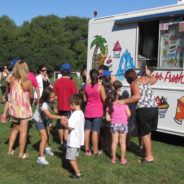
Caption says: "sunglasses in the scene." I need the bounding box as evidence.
[41,69,47,72]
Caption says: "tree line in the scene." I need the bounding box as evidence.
[0,15,89,73]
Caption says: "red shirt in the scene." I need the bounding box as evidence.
[53,78,77,111]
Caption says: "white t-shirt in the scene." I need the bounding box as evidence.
[33,102,53,122]
[67,110,85,148]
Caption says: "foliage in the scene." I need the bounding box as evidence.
[0,15,89,72]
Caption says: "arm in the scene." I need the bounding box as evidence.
[99,85,106,102]
[83,92,87,102]
[35,87,40,103]
[29,81,34,99]
[53,107,58,114]
[123,83,140,104]
[6,73,13,84]
[126,105,131,118]
[105,111,111,122]
[61,119,73,131]
[145,65,157,85]
[43,109,63,120]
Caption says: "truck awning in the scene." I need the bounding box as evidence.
[115,9,184,25]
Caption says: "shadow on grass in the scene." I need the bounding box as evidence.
[50,126,60,145]
[54,151,73,173]
[152,131,184,146]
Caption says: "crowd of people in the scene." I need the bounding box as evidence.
[0,60,158,179]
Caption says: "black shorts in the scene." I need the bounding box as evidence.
[136,107,158,137]
[56,110,71,129]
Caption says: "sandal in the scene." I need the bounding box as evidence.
[111,158,116,163]
[7,150,15,155]
[120,158,127,165]
[20,153,30,159]
[138,158,154,163]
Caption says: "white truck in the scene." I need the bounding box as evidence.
[87,1,184,136]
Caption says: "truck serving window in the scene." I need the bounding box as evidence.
[138,21,159,68]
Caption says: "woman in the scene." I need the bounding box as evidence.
[0,65,9,104]
[7,60,33,158]
[36,65,52,98]
[83,69,106,156]
[123,66,158,163]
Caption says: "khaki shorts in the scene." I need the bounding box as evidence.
[66,147,80,160]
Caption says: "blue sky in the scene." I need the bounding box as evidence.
[0,0,179,26]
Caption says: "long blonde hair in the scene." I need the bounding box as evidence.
[13,60,29,81]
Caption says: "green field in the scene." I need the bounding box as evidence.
[0,77,184,184]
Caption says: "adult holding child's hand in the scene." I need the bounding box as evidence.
[120,66,158,163]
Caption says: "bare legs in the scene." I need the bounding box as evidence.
[85,130,99,154]
[84,130,91,151]
[141,133,154,161]
[38,130,48,157]
[111,133,118,159]
[111,133,126,160]
[69,160,80,174]
[8,121,29,158]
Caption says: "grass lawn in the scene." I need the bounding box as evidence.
[0,77,184,184]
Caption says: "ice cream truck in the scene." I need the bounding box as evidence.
[87,1,184,136]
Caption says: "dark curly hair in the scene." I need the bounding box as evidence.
[105,90,117,116]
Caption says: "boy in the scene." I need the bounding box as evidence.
[62,94,84,179]
[53,63,77,149]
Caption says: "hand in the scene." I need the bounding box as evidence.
[54,108,58,114]
[115,100,125,105]
[145,65,151,77]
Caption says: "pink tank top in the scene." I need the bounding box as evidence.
[107,104,128,124]
[9,80,32,119]
[84,83,103,118]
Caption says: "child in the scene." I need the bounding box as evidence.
[62,94,84,179]
[105,90,131,164]
[33,87,63,165]
[53,63,77,149]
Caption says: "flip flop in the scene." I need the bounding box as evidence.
[138,158,154,163]
[20,153,30,159]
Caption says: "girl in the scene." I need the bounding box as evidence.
[106,90,131,164]
[33,87,63,165]
[83,69,106,156]
[7,61,33,159]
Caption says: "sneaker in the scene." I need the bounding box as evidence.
[1,116,7,123]
[69,173,82,179]
[45,147,54,156]
[120,158,127,165]
[85,149,92,156]
[36,156,49,165]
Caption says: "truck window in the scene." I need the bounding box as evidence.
[159,19,184,69]
[138,21,159,68]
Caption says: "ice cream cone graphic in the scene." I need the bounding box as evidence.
[175,96,184,124]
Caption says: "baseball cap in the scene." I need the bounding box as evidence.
[11,59,20,67]
[102,70,111,77]
[61,63,71,72]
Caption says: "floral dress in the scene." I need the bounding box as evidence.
[9,80,32,119]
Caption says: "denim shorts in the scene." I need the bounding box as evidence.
[34,120,51,130]
[85,117,102,132]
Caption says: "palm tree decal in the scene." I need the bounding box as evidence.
[90,35,108,69]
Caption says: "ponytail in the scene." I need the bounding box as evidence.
[90,69,99,87]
